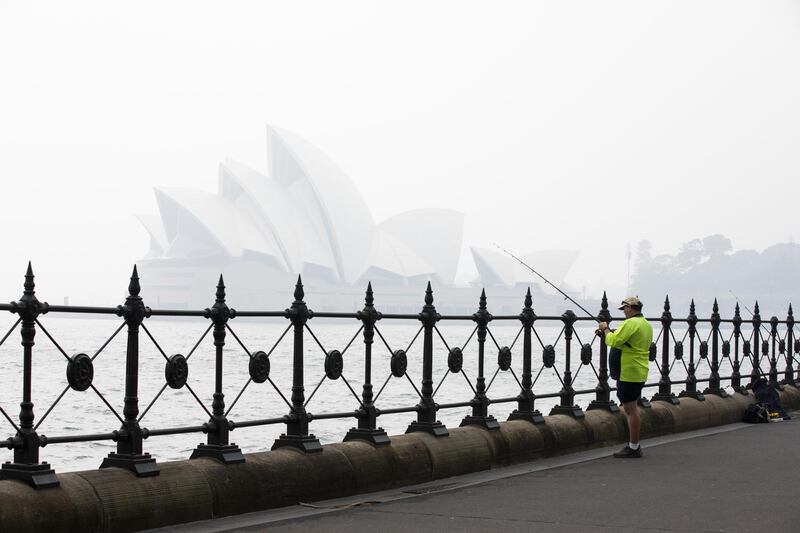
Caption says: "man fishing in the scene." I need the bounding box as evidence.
[597,297,652,458]
[493,244,654,458]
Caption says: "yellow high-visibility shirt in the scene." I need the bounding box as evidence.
[605,315,652,382]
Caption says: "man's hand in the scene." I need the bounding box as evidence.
[597,322,610,335]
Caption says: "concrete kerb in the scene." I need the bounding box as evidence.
[1,385,798,532]
[75,460,214,532]
[0,471,102,532]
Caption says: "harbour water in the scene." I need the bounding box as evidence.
[0,315,760,473]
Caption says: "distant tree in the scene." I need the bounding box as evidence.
[675,238,703,273]
[702,234,732,259]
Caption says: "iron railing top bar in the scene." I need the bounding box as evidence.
[645,316,790,323]
[147,309,208,317]
[379,313,423,320]
[307,312,360,319]
[3,302,791,323]
[230,310,288,318]
[488,315,525,321]
[35,305,120,315]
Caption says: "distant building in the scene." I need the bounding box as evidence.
[137,126,579,313]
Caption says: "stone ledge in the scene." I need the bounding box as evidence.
[1,386,797,532]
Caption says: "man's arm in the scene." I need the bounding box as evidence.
[603,320,635,349]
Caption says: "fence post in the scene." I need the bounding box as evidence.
[703,298,728,397]
[0,263,58,488]
[461,289,500,429]
[550,310,584,418]
[731,303,747,394]
[191,275,244,463]
[345,282,390,444]
[273,276,321,452]
[749,302,762,387]
[509,288,545,422]
[406,282,448,436]
[651,296,679,404]
[101,266,159,476]
[769,315,781,388]
[680,300,705,401]
[785,305,795,386]
[588,291,618,412]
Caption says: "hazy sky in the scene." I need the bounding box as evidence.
[1,1,798,305]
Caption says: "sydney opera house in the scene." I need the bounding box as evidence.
[137,126,578,313]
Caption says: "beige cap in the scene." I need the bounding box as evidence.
[618,296,643,310]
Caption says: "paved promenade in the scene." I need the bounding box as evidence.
[154,416,800,533]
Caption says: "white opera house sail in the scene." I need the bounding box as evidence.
[137,126,578,313]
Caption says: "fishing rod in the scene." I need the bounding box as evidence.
[492,242,599,322]
[728,289,773,337]
[728,290,773,378]
[728,290,758,318]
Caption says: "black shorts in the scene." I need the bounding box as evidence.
[616,380,645,403]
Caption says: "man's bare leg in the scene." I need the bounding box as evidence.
[622,400,640,445]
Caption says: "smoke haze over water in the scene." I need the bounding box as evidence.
[1,1,798,307]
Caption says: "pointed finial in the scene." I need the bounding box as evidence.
[294,274,304,303]
[128,265,141,297]
[524,287,532,309]
[216,274,226,303]
[365,281,374,307]
[689,299,696,314]
[713,298,719,314]
[754,301,760,315]
[664,295,671,312]
[479,288,487,310]
[23,261,35,295]
[734,302,741,315]
[789,303,794,318]
[424,281,433,306]
[601,291,608,310]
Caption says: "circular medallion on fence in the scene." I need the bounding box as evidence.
[699,341,708,359]
[165,354,188,389]
[743,340,751,356]
[779,339,786,354]
[249,350,270,383]
[674,341,684,360]
[66,353,93,392]
[325,349,344,380]
[448,347,463,373]
[648,342,657,362]
[391,349,407,377]
[580,343,592,365]
[761,340,769,356]
[722,340,731,358]
[498,346,512,371]
[542,345,555,368]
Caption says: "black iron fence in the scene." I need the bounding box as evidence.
[0,264,797,488]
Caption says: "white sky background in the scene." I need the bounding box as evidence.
[0,1,798,305]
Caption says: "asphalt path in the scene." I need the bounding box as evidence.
[152,417,800,533]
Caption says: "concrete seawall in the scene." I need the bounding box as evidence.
[2,387,798,532]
